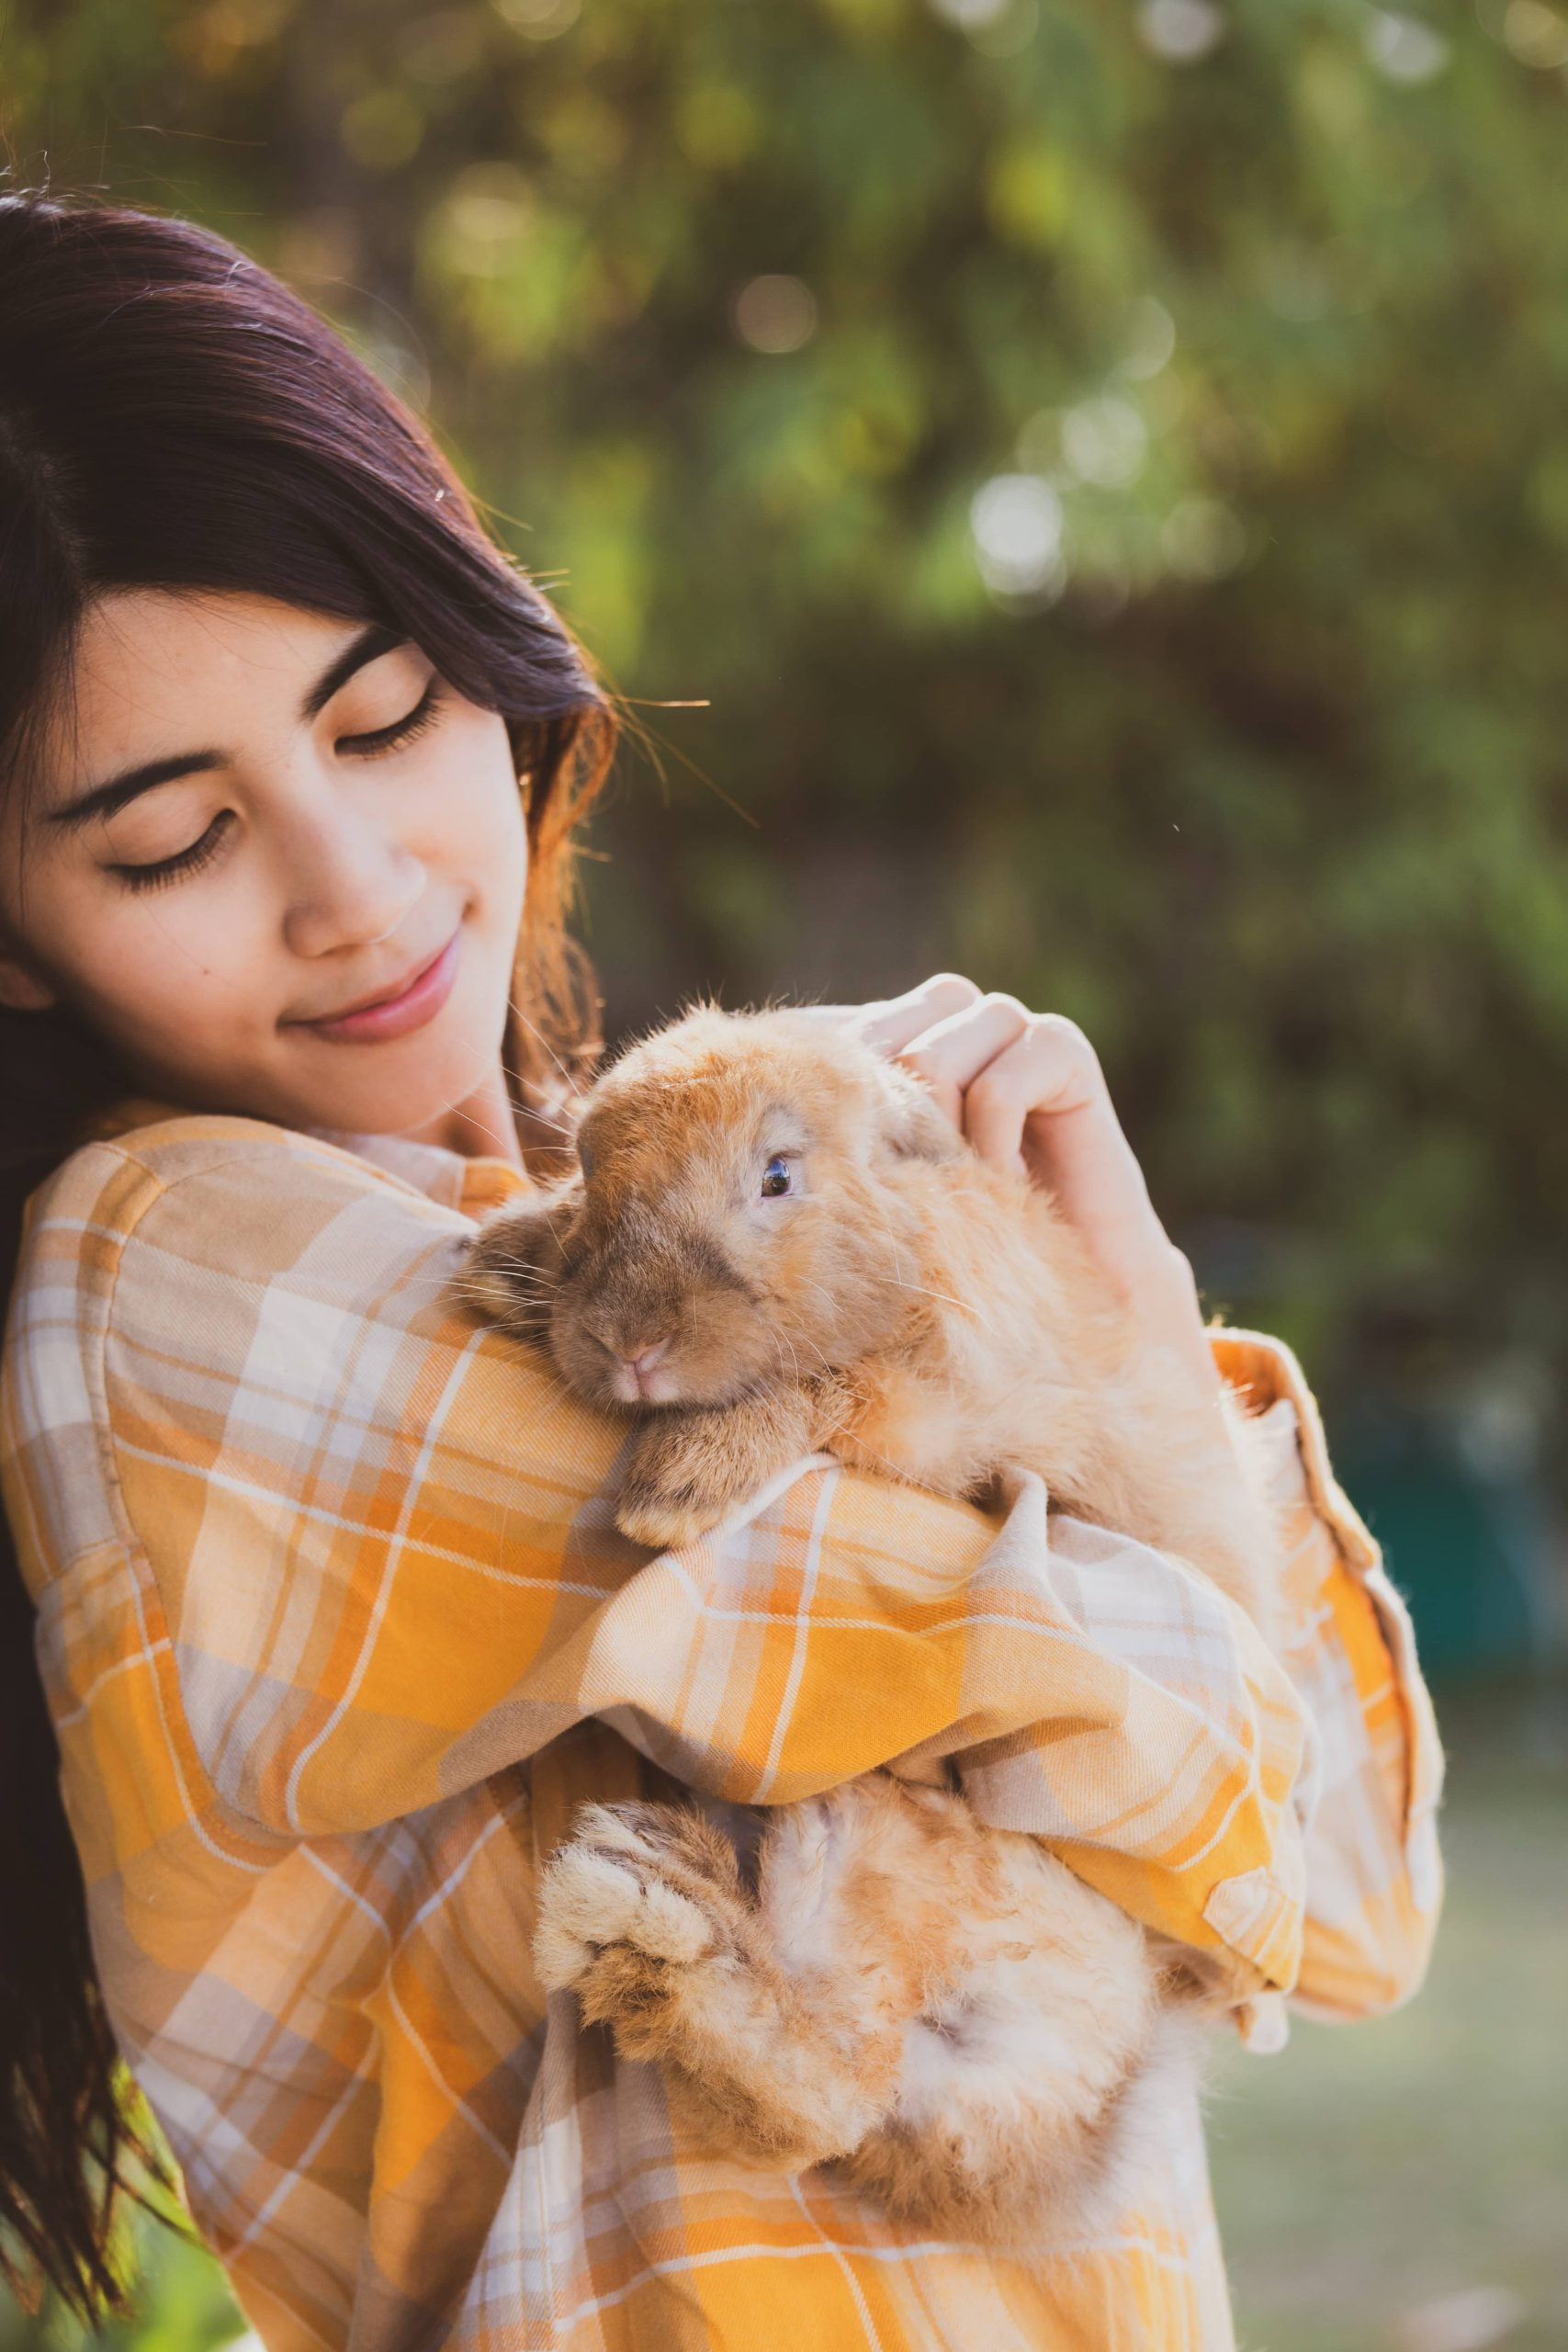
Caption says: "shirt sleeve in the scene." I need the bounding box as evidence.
[58,1125,1347,1996]
[1208,1330,1445,2025]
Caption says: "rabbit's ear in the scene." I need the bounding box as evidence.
[876,1069,964,1163]
[457,1180,581,1340]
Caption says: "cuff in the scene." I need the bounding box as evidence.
[1207,1325,1445,1893]
[1208,1324,1381,1577]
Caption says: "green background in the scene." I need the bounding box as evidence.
[4,0,1566,2343]
[7,0,1568,1417]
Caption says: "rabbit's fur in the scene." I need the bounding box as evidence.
[460,1006,1286,2246]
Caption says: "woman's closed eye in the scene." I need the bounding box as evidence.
[109,809,236,895]
[107,681,448,891]
[334,677,445,759]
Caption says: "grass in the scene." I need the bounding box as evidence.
[1210,1689,1568,2352]
[6,1690,1564,2352]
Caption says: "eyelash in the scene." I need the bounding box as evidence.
[110,683,446,896]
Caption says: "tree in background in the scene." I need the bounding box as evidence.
[5,0,1566,1454]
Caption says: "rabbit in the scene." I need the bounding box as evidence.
[457,1004,1288,2247]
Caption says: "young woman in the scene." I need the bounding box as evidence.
[0,190,1441,2352]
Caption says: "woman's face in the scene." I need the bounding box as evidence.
[0,589,529,1145]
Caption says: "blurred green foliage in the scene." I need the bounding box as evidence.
[6,0,1568,1419]
[0,2194,242,2352]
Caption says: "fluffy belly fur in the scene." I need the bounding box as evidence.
[535,1773,1201,2248]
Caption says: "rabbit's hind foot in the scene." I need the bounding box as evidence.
[535,1797,892,2168]
[535,1800,748,2045]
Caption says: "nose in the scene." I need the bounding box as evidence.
[617,1338,671,1376]
[279,788,426,963]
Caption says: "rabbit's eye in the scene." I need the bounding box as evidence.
[761,1155,794,1198]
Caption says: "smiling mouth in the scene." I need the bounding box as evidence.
[291,925,463,1044]
[307,936,448,1022]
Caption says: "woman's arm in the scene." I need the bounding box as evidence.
[1212,1329,1445,2020]
[841,975,1443,2017]
[12,1112,1316,2004]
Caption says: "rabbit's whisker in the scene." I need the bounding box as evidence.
[505,1001,580,1094]
[886,1276,989,1327]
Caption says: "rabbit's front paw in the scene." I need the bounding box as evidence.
[615,1397,809,1549]
[615,1481,729,1549]
[615,1417,741,1547]
[535,1801,750,2052]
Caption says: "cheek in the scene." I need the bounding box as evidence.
[762,1215,828,1304]
[645,1284,773,1404]
[416,709,527,897]
[100,942,279,1101]
[29,865,272,1064]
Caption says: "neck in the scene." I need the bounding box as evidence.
[402,1064,525,1168]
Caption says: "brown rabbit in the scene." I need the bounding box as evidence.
[458,1006,1286,2247]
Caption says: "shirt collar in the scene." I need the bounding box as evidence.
[88,1093,529,1216]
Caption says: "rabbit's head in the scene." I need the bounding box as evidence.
[486,1007,964,1410]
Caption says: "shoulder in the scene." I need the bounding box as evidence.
[4,1111,517,1593]
[29,1110,446,1224]
[19,1112,471,1296]
[7,1111,486,1481]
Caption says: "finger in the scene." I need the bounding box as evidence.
[852,972,983,1058]
[894,992,1032,1126]
[960,1015,1101,1175]
[964,1019,1178,1285]
[926,1011,1215,1381]
[1005,1026,1179,1294]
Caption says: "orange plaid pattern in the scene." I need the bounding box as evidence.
[0,1104,1442,2352]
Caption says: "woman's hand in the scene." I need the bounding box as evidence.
[845,974,1222,1397]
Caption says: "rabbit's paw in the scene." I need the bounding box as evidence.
[535,1801,750,2051]
[615,1397,809,1549]
[615,1419,739,1548]
[615,1481,728,1549]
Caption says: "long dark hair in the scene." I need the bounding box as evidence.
[0,187,615,2313]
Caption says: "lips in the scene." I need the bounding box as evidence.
[313,939,446,1023]
[292,925,464,1045]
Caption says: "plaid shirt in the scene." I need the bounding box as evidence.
[0,1103,1443,2352]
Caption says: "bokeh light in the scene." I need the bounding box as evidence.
[493,0,581,41]
[1365,10,1452,81]
[1061,396,1148,489]
[1136,0,1226,63]
[1500,0,1568,66]
[732,274,818,355]
[969,473,1064,597]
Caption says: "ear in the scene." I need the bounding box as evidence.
[457,1177,582,1342]
[0,947,58,1012]
[876,1066,964,1164]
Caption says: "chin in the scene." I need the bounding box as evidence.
[327,1039,499,1141]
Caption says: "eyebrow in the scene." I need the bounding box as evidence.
[44,621,409,837]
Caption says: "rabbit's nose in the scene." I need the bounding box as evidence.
[618,1337,671,1375]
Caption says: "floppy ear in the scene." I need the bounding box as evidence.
[876,1067,965,1164]
[456,1178,582,1342]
